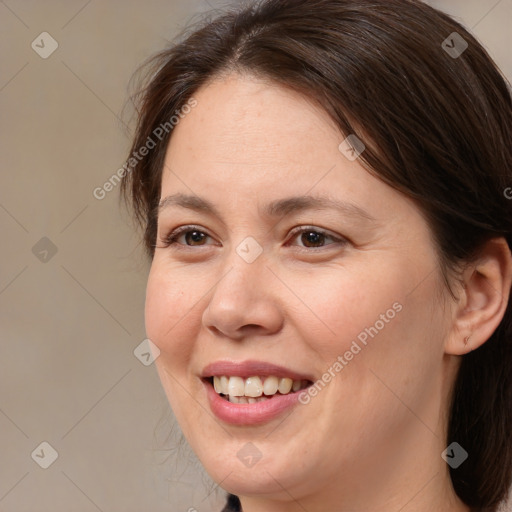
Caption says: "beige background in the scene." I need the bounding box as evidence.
[0,1,511,511]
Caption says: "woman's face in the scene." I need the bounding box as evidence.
[145,73,459,507]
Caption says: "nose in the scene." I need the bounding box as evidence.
[201,250,284,340]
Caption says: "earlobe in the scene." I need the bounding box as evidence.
[445,238,512,356]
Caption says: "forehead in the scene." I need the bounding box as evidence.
[165,73,342,170]
[158,73,411,226]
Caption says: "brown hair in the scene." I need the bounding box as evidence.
[120,0,512,509]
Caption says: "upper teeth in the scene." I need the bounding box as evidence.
[213,375,306,397]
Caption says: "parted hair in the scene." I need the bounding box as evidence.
[120,1,512,510]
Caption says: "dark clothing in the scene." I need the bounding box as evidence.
[221,494,242,512]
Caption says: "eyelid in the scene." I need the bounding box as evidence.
[158,224,216,249]
[286,225,346,247]
[157,224,348,250]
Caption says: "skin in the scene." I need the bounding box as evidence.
[145,72,511,512]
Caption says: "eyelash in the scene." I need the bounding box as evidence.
[158,225,347,251]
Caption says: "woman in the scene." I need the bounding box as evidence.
[120,0,512,510]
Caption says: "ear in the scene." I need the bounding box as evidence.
[445,237,512,355]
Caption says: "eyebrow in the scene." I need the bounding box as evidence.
[158,193,376,224]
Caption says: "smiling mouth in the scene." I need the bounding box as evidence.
[205,375,313,404]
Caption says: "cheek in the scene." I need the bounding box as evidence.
[144,264,201,362]
[144,264,207,430]
[294,260,407,356]
[321,269,444,430]
[302,256,443,408]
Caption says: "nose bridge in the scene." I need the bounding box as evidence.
[214,237,268,304]
[202,238,283,337]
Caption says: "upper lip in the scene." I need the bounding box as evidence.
[201,360,314,381]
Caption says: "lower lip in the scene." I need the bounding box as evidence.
[203,380,306,426]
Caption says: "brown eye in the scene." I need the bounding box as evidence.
[160,226,213,248]
[299,230,327,248]
[183,230,208,246]
[289,226,346,250]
